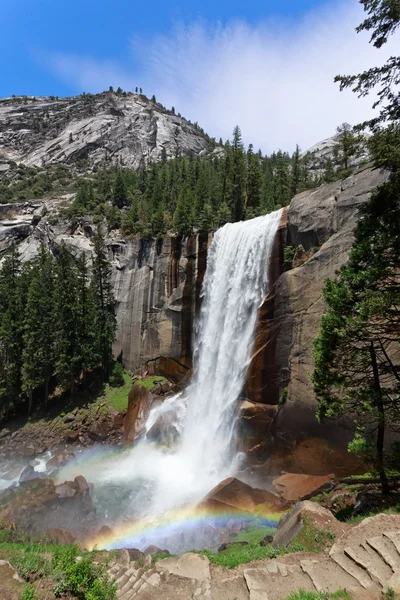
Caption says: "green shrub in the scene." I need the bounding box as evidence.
[21,585,40,600]
[285,591,351,600]
[109,361,125,387]
[283,245,295,268]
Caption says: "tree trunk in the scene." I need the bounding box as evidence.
[44,376,49,410]
[28,389,33,415]
[370,342,390,495]
[70,378,75,397]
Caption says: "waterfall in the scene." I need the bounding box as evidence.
[144,209,283,514]
[58,210,283,549]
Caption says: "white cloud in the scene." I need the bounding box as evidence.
[42,0,399,153]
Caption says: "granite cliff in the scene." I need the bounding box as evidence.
[0,92,212,173]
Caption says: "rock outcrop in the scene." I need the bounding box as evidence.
[0,93,212,171]
[247,165,388,475]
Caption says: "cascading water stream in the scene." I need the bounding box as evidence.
[56,210,283,549]
[144,209,283,514]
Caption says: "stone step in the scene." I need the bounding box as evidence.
[108,564,122,576]
[344,544,392,587]
[243,564,316,600]
[330,551,376,590]
[300,558,360,593]
[117,567,142,597]
[383,531,400,556]
[365,536,399,572]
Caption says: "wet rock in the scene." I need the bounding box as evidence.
[19,465,45,483]
[260,535,274,546]
[46,528,76,545]
[200,477,286,514]
[122,385,153,445]
[146,410,180,443]
[65,431,79,442]
[0,475,95,536]
[113,414,124,428]
[272,472,336,502]
[88,419,113,441]
[17,443,37,457]
[46,449,75,472]
[1,467,21,481]
[218,541,248,552]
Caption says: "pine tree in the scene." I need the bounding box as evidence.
[0,244,24,415]
[22,246,55,412]
[334,123,363,171]
[246,145,263,214]
[91,227,116,380]
[323,157,336,183]
[291,145,301,197]
[54,245,81,394]
[274,151,291,206]
[173,186,193,235]
[76,254,97,379]
[113,170,128,208]
[230,126,247,221]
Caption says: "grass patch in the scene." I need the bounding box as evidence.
[103,370,132,411]
[152,552,172,564]
[294,516,335,552]
[0,526,116,599]
[194,523,302,569]
[284,591,352,600]
[198,541,304,569]
[136,376,167,391]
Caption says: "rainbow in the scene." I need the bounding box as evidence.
[85,504,283,551]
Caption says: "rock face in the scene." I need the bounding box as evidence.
[0,476,95,537]
[0,93,211,171]
[122,384,153,445]
[200,477,285,513]
[0,212,209,372]
[248,166,388,475]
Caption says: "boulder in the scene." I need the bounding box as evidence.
[156,552,210,582]
[0,476,94,536]
[46,528,76,545]
[19,465,45,483]
[146,410,180,443]
[144,545,170,556]
[46,449,75,472]
[272,472,336,502]
[260,535,274,546]
[65,431,79,442]
[88,419,113,441]
[273,500,338,548]
[64,413,76,423]
[200,477,286,514]
[122,384,153,445]
[218,541,248,552]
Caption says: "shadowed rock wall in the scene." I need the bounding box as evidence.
[112,234,209,373]
[259,166,388,475]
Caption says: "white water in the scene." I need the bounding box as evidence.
[57,211,282,528]
[142,209,283,514]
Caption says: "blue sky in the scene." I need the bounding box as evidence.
[2,0,399,151]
